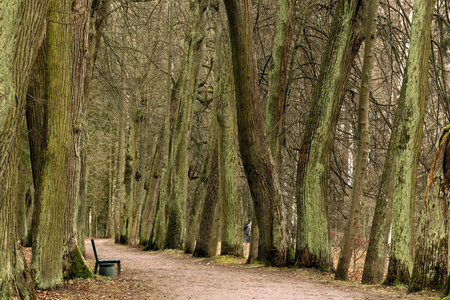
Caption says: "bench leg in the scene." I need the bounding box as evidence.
[94,262,99,275]
[117,261,121,277]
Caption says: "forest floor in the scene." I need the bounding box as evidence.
[32,239,440,299]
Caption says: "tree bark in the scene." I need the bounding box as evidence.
[62,0,94,279]
[335,0,379,280]
[385,0,432,284]
[295,0,364,270]
[215,3,243,257]
[223,0,288,267]
[30,0,73,289]
[0,1,48,296]
[193,122,220,257]
[165,0,208,249]
[409,127,449,292]
[265,0,294,174]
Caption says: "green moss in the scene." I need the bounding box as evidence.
[287,243,295,266]
[68,248,94,279]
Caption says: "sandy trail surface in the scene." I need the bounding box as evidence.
[84,239,426,300]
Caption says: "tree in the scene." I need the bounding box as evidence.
[0,1,48,297]
[385,0,432,284]
[409,126,449,292]
[31,0,73,288]
[265,0,294,174]
[61,0,95,279]
[193,116,220,257]
[215,2,243,257]
[335,0,380,280]
[164,0,208,249]
[146,0,178,251]
[223,0,288,266]
[295,0,364,270]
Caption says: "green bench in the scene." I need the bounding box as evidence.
[91,239,121,277]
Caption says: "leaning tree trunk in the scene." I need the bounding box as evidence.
[0,2,48,297]
[335,0,379,280]
[295,0,364,270]
[223,0,288,267]
[409,126,450,293]
[385,0,432,284]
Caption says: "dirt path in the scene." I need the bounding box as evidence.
[84,239,435,300]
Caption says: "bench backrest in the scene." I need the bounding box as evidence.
[91,239,99,262]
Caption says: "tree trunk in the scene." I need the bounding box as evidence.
[165,0,208,249]
[114,114,127,243]
[30,0,73,289]
[0,2,48,297]
[62,0,94,279]
[223,0,288,267]
[265,0,294,174]
[409,127,449,292]
[215,3,243,257]
[193,123,220,257]
[184,120,213,254]
[295,0,364,270]
[335,0,379,280]
[385,0,432,284]
[247,216,260,264]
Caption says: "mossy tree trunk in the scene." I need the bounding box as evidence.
[114,112,127,243]
[147,0,176,250]
[223,0,288,266]
[165,0,208,249]
[139,136,163,245]
[185,114,214,254]
[265,0,294,174]
[193,119,220,257]
[215,3,243,257]
[295,0,364,270]
[62,0,94,279]
[385,0,432,284]
[409,128,449,292]
[0,1,49,297]
[335,0,379,280]
[30,0,73,289]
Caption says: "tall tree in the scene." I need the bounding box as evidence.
[62,0,94,279]
[0,1,48,298]
[335,0,379,280]
[193,116,220,257]
[164,0,208,249]
[147,0,176,250]
[31,0,73,289]
[216,2,243,257]
[223,0,288,266]
[295,0,364,269]
[409,126,449,292]
[385,0,432,284]
[265,0,294,174]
